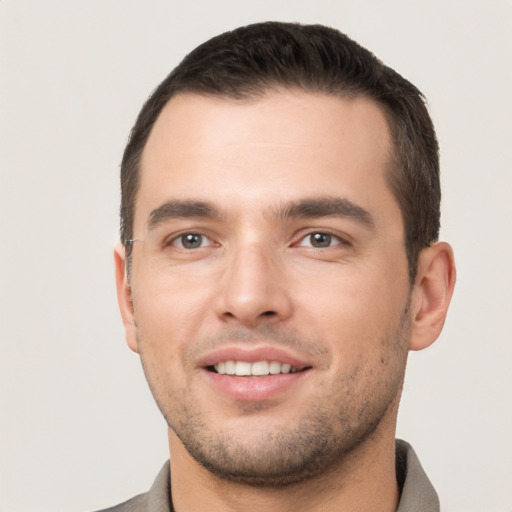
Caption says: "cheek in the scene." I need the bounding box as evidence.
[131,269,217,367]
[291,262,409,356]
[135,264,215,318]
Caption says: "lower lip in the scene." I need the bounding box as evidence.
[202,369,309,401]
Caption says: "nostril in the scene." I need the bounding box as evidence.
[261,311,277,317]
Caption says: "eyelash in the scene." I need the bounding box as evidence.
[163,230,350,251]
[164,232,216,250]
[294,231,348,249]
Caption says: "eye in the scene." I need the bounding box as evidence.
[297,232,344,248]
[170,233,212,249]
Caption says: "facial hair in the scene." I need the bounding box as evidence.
[137,306,410,488]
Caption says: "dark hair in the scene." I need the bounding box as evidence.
[120,21,440,282]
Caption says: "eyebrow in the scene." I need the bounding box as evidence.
[277,197,375,229]
[147,200,222,230]
[146,196,375,230]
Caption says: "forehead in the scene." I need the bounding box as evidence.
[136,91,397,229]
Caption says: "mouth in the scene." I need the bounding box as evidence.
[207,360,310,376]
[200,348,313,401]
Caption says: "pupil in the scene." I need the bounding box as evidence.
[183,234,202,249]
[312,233,331,247]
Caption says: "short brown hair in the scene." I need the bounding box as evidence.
[120,21,440,282]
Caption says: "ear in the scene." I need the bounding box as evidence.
[409,242,456,351]
[114,242,139,353]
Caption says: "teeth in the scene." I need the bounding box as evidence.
[213,360,299,376]
[225,360,236,375]
[251,361,269,376]
[269,361,281,374]
[235,361,251,376]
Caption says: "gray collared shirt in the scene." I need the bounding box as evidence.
[98,439,439,512]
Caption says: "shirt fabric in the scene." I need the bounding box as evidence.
[98,439,439,512]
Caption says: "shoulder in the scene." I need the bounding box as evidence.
[395,439,440,512]
[92,461,170,512]
[93,492,148,512]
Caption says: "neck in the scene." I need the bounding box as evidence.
[167,423,399,512]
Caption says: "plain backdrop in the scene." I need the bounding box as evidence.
[1,1,511,511]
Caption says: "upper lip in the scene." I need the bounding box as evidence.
[198,346,312,370]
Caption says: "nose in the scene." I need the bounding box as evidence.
[215,244,293,327]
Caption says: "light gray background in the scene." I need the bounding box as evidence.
[1,1,511,511]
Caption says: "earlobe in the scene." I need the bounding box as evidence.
[114,242,139,353]
[409,242,456,351]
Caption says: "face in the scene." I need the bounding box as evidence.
[119,91,413,485]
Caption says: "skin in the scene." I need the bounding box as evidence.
[115,91,456,512]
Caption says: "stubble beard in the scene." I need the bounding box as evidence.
[138,310,410,488]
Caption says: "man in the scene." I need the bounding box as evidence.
[110,21,456,512]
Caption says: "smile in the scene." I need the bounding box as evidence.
[212,360,300,376]
[202,350,312,401]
